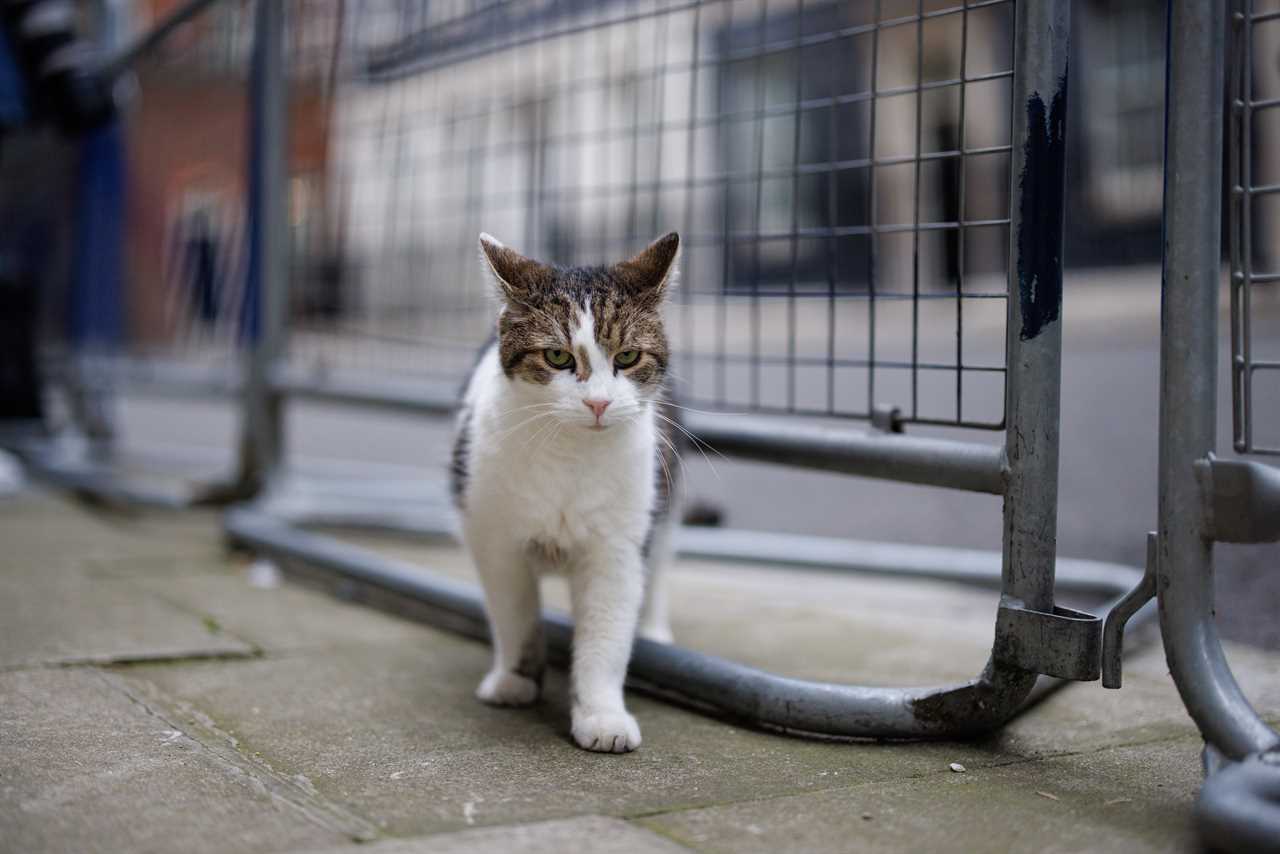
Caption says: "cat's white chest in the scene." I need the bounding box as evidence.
[476,426,654,546]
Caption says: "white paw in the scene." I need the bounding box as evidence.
[475,670,539,707]
[572,709,641,753]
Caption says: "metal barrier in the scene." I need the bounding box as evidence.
[1100,2,1280,850]
[295,0,1015,429]
[1230,0,1280,457]
[218,0,1163,742]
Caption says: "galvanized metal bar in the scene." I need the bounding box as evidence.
[238,0,290,494]
[681,411,1007,494]
[99,0,228,80]
[1159,0,1278,760]
[1001,0,1070,615]
[1229,0,1248,453]
[1199,456,1280,544]
[675,526,1144,598]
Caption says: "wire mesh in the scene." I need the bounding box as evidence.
[300,0,1015,428]
[1229,0,1280,455]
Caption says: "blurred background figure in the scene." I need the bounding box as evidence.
[0,0,119,446]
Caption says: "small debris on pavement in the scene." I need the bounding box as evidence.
[1036,791,1060,801]
[246,558,283,589]
[861,813,874,821]
[949,762,967,773]
[1103,797,1133,806]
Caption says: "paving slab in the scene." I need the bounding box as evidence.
[124,570,432,655]
[127,640,1029,839]
[0,493,263,668]
[638,737,1208,854]
[0,492,224,568]
[0,667,351,854]
[295,816,691,853]
[0,564,255,669]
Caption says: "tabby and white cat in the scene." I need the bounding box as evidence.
[451,232,681,753]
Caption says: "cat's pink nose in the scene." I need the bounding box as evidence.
[583,399,611,421]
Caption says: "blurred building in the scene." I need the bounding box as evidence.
[120,0,339,347]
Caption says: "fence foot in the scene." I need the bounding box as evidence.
[1197,747,1280,854]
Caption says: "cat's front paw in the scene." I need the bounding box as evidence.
[475,669,540,706]
[571,709,641,753]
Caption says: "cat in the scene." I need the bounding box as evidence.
[451,231,681,753]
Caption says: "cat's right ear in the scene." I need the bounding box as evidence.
[479,233,549,306]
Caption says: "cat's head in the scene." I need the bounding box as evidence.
[479,232,678,431]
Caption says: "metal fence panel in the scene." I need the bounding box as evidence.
[296,0,1014,429]
[1229,0,1280,455]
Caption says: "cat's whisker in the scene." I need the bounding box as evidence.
[649,400,729,418]
[493,410,558,442]
[654,434,676,496]
[531,419,566,457]
[655,429,690,487]
[652,409,727,460]
[493,416,551,442]
[651,411,726,478]
[520,413,564,452]
[495,401,559,418]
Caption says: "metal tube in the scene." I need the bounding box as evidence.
[676,527,1145,599]
[239,0,289,493]
[1158,0,1278,759]
[99,0,227,80]
[1196,749,1280,853]
[683,412,1008,495]
[272,369,458,417]
[1001,0,1070,614]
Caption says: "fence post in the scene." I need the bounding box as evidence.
[1001,0,1070,617]
[1158,0,1276,760]
[237,0,288,494]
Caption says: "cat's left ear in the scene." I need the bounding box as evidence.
[613,232,679,305]
[479,232,552,307]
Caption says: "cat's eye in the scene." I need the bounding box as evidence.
[614,350,641,368]
[544,348,574,369]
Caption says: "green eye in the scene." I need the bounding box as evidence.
[614,350,641,368]
[544,349,574,369]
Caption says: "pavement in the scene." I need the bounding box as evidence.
[4,487,1280,853]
